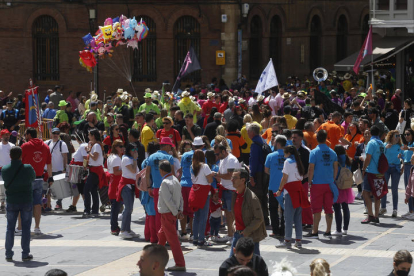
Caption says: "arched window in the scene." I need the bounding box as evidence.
[33,15,59,81]
[336,15,348,62]
[309,15,322,72]
[249,15,262,80]
[132,16,156,82]
[269,16,282,75]
[361,14,370,44]
[174,16,200,84]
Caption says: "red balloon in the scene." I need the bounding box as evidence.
[79,50,97,68]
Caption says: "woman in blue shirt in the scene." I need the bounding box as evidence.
[401,128,414,217]
[380,130,403,217]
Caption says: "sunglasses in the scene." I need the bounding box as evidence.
[163,122,170,125]
[405,133,412,136]
[215,153,220,156]
[114,128,119,131]
[117,145,125,148]
[52,133,60,135]
[395,135,400,138]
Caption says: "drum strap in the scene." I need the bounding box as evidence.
[4,164,23,189]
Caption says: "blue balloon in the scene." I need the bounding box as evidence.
[82,33,94,46]
[112,17,119,23]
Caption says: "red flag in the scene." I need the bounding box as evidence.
[25,86,40,128]
[353,26,373,74]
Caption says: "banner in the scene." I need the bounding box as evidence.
[172,47,201,92]
[353,26,373,74]
[255,59,279,94]
[25,86,41,128]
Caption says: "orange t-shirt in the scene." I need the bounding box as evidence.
[344,133,364,158]
[317,121,342,150]
[303,131,318,150]
[262,128,273,144]
[226,132,247,158]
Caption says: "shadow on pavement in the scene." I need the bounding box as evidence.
[317,234,368,245]
[288,248,320,254]
[32,234,63,240]
[14,260,49,267]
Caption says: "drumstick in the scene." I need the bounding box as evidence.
[75,132,86,144]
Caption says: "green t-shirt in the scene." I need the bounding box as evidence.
[54,110,69,123]
[138,103,160,114]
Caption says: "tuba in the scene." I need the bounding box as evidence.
[313,67,328,82]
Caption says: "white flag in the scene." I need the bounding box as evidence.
[254,59,279,94]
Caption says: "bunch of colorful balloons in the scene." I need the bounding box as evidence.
[79,15,149,72]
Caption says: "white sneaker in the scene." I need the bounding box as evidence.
[128,230,140,238]
[331,230,342,236]
[342,230,348,235]
[407,213,414,220]
[119,231,133,239]
[226,240,232,245]
[355,192,362,200]
[118,214,123,221]
[401,212,412,218]
[15,229,22,236]
[33,228,42,235]
[392,210,398,217]
[189,234,193,241]
[223,235,233,241]
[210,236,217,242]
[216,236,228,243]
[138,215,146,221]
[379,208,387,216]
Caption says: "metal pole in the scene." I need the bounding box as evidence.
[238,29,242,80]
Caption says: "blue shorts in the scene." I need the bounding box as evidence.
[363,173,371,192]
[32,179,44,205]
[222,190,235,211]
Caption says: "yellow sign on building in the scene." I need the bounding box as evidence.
[216,50,225,65]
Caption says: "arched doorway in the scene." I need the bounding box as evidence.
[336,15,348,62]
[309,15,322,72]
[269,16,282,75]
[249,15,262,80]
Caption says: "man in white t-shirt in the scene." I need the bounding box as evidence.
[268,90,278,116]
[0,129,14,210]
[214,142,241,243]
[46,128,69,210]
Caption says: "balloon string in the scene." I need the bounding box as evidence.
[120,48,131,82]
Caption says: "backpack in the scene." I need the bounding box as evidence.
[253,141,272,161]
[336,164,353,190]
[136,168,152,192]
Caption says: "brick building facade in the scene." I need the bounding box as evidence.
[0,0,368,99]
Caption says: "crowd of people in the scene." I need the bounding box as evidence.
[1,73,413,275]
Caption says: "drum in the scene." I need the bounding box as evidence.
[50,173,79,200]
[68,165,85,183]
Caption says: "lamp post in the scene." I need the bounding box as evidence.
[89,9,98,95]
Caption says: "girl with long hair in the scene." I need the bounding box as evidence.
[402,128,414,218]
[251,104,263,124]
[332,145,354,236]
[84,128,105,218]
[275,145,308,249]
[117,142,140,239]
[190,149,214,247]
[107,139,124,235]
[380,130,403,217]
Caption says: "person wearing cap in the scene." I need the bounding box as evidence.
[104,112,115,133]
[141,113,158,154]
[156,116,181,148]
[0,99,19,135]
[204,112,223,143]
[45,127,69,210]
[202,92,219,128]
[54,100,69,124]
[146,138,175,235]
[178,91,201,124]
[0,129,14,210]
[138,90,160,115]
[49,85,64,108]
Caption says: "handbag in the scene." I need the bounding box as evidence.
[353,168,363,185]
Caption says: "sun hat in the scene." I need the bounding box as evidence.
[91,94,98,101]
[144,93,152,99]
[58,100,67,107]
[160,137,175,147]
[52,127,60,133]
[182,91,190,98]
[145,88,152,93]
[192,136,204,146]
